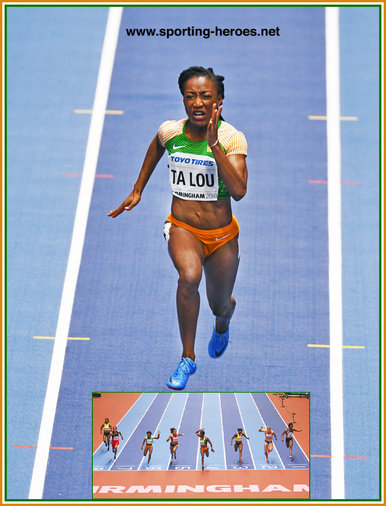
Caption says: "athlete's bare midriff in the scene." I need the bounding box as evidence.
[171,195,233,230]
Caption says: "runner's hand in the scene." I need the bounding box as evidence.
[207,103,223,148]
[108,189,141,217]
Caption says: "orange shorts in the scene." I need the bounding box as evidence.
[164,214,239,257]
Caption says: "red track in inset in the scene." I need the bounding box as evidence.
[93,393,141,452]
[267,393,310,456]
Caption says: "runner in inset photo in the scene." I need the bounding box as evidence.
[258,425,277,462]
[141,430,160,464]
[100,418,112,450]
[281,422,302,459]
[195,428,214,470]
[230,427,249,463]
[110,425,124,460]
[166,427,184,460]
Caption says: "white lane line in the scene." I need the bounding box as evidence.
[234,393,256,469]
[249,394,285,470]
[137,394,173,470]
[218,393,227,469]
[105,393,158,470]
[196,394,205,470]
[166,393,189,470]
[325,6,345,500]
[28,7,123,499]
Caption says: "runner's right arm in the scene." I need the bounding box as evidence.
[108,135,165,217]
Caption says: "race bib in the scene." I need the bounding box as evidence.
[169,153,219,201]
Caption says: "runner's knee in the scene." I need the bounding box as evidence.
[210,298,233,317]
[178,269,201,293]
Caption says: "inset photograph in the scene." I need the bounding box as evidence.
[93,392,309,500]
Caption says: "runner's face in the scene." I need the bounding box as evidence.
[183,76,221,127]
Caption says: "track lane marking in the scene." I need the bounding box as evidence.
[308,115,358,121]
[308,180,359,184]
[166,393,189,470]
[325,6,345,499]
[249,394,285,470]
[136,394,173,471]
[28,8,123,499]
[234,393,257,469]
[307,344,365,349]
[104,393,158,469]
[311,454,368,460]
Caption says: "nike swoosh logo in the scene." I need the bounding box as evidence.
[215,347,226,357]
[215,234,230,241]
[173,144,185,150]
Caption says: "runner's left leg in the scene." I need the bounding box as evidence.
[204,237,239,333]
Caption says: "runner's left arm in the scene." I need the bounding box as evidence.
[207,104,247,201]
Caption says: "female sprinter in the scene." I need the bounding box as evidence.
[141,430,160,464]
[108,66,248,390]
[258,425,277,462]
[195,428,214,470]
[230,427,249,463]
[281,422,301,459]
[100,418,112,450]
[166,427,184,460]
[110,425,124,460]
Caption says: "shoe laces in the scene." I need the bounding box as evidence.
[173,357,192,377]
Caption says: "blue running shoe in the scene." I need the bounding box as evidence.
[166,357,197,390]
[208,322,229,358]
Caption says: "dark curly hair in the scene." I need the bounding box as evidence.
[178,66,226,121]
[178,66,225,99]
